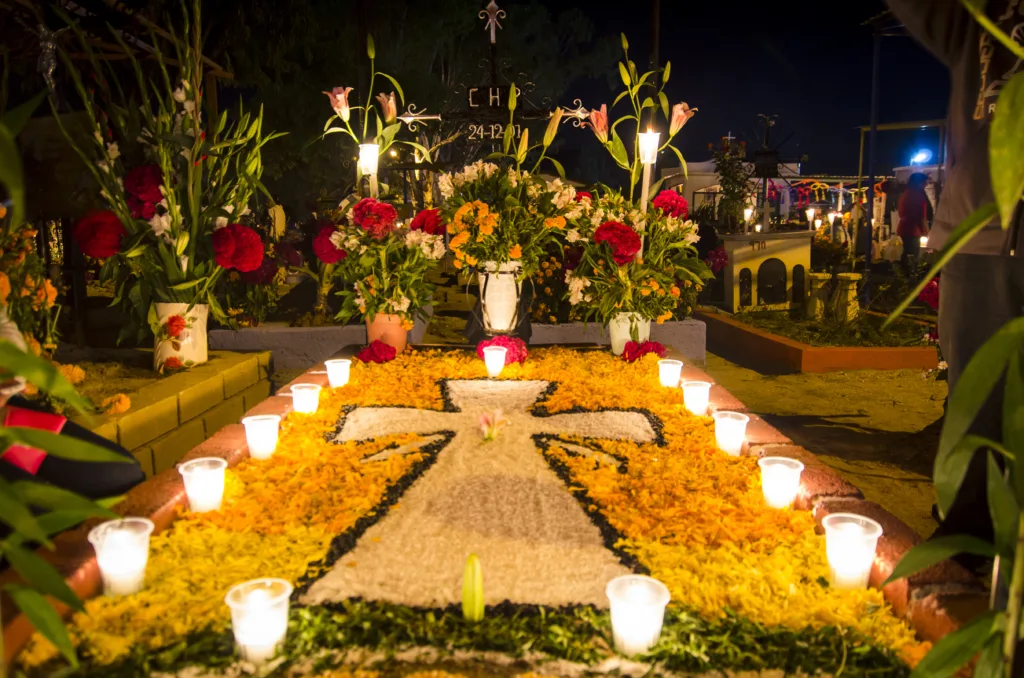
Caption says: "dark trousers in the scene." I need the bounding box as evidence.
[900,233,921,273]
[934,254,1024,540]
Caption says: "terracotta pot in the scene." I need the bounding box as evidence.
[477,261,521,334]
[367,313,407,352]
[607,312,650,356]
[154,303,209,371]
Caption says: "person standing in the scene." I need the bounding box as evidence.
[897,172,931,271]
[884,0,1024,547]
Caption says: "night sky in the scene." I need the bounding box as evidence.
[553,0,950,177]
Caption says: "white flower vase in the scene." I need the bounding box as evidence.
[477,261,522,335]
[153,302,209,372]
[608,312,650,356]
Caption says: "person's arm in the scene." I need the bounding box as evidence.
[884,0,970,67]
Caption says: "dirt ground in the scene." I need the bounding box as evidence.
[703,355,947,537]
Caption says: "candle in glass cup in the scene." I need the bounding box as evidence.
[178,457,227,512]
[606,575,670,656]
[713,411,749,456]
[242,415,280,460]
[657,359,683,388]
[682,381,711,416]
[290,383,321,414]
[483,346,507,378]
[88,518,155,596]
[324,359,351,388]
[225,578,293,664]
[758,457,805,509]
[822,513,883,589]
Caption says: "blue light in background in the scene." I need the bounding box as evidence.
[910,149,933,164]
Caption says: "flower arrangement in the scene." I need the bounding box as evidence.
[330,202,445,327]
[356,340,397,364]
[622,340,666,362]
[57,0,283,344]
[563,189,712,326]
[476,336,528,365]
[704,245,729,274]
[0,207,60,354]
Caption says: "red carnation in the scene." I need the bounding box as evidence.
[124,165,164,204]
[127,195,156,220]
[704,245,728,274]
[356,339,397,364]
[476,336,528,365]
[651,190,689,219]
[211,223,263,272]
[410,208,446,235]
[73,209,126,259]
[593,221,642,266]
[575,191,593,203]
[917,277,939,311]
[162,356,183,371]
[241,254,279,285]
[352,198,398,240]
[622,340,666,362]
[166,315,186,338]
[313,225,347,264]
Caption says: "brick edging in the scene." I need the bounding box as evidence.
[1,347,983,666]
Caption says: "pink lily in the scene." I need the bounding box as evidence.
[323,86,353,122]
[376,92,398,124]
[585,104,609,144]
[479,409,509,442]
[669,102,697,136]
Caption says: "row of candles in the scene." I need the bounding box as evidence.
[85,350,882,662]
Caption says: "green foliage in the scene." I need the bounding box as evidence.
[710,136,750,231]
[461,553,484,622]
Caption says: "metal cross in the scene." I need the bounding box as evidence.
[479,0,505,45]
[724,131,736,142]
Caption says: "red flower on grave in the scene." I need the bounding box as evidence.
[476,336,528,365]
[410,208,446,235]
[166,315,187,339]
[127,195,156,220]
[162,356,183,371]
[357,340,397,364]
[124,164,164,204]
[313,225,347,264]
[73,209,126,259]
[212,224,263,272]
[241,254,279,285]
[594,221,641,266]
[575,191,593,203]
[622,340,666,362]
[704,245,728,274]
[651,190,689,219]
[918,277,939,311]
[351,198,398,240]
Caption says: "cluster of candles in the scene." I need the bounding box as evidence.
[87,358,355,662]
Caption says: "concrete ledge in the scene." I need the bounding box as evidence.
[696,309,938,374]
[530,319,707,362]
[210,323,366,370]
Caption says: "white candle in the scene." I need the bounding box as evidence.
[754,224,762,233]
[324,359,352,388]
[814,218,822,229]
[638,130,660,165]
[657,359,683,388]
[225,578,293,664]
[178,457,227,512]
[290,383,322,414]
[712,411,749,456]
[88,518,155,596]
[359,143,380,198]
[483,346,507,378]
[822,513,883,590]
[806,207,815,223]
[920,235,929,249]
[758,456,805,509]
[682,380,711,416]
[242,415,281,460]
[606,575,670,656]
[743,207,754,223]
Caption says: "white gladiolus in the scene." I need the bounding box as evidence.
[438,173,455,200]
[215,216,229,230]
[106,142,120,161]
[149,212,171,237]
[173,87,187,103]
[390,296,411,313]
[566,275,591,305]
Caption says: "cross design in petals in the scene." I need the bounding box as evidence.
[302,379,658,609]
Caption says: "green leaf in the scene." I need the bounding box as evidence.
[0,344,92,415]
[5,583,79,667]
[0,89,47,137]
[618,62,631,88]
[935,434,1006,517]
[884,534,997,585]
[380,123,402,148]
[987,452,1019,559]
[975,635,1004,677]
[0,428,133,464]
[658,91,669,121]
[1006,341,1024,503]
[545,157,566,181]
[376,72,405,107]
[937,317,1024,514]
[366,34,376,59]
[0,542,83,611]
[668,144,689,179]
[609,131,629,169]
[662,60,671,85]
[0,476,50,546]
[885,202,998,325]
[910,610,999,678]
[169,279,204,291]
[399,140,432,163]
[990,71,1024,229]
[9,481,118,516]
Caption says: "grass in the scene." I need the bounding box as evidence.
[734,309,931,348]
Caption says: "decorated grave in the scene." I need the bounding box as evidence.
[5,344,983,676]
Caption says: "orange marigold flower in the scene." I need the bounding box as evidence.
[0,205,6,219]
[101,393,131,415]
[656,311,673,324]
[42,279,58,308]
[640,288,652,296]
[401,319,415,331]
[509,244,522,259]
[648,280,660,291]
[57,363,86,385]
[669,286,680,298]
[0,272,10,304]
[465,255,479,266]
[544,216,566,230]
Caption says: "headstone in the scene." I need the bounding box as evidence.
[835,273,862,321]
[806,272,831,320]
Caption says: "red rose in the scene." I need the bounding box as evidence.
[476,336,528,365]
[162,356,183,371]
[651,190,689,219]
[313,225,347,264]
[211,224,263,272]
[622,340,666,362]
[241,254,279,285]
[356,340,397,363]
[124,165,164,204]
[593,221,641,265]
[410,208,446,235]
[917,277,939,310]
[73,209,126,259]
[575,191,593,203]
[166,315,186,338]
[352,198,398,240]
[127,195,156,220]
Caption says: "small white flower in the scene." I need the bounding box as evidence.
[179,255,189,273]
[344,234,361,250]
[566,275,591,305]
[224,205,235,214]
[173,87,187,103]
[183,100,195,114]
[389,296,411,313]
[358,245,368,254]
[330,231,347,249]
[106,142,120,161]
[96,161,109,173]
[215,216,229,230]
[149,212,171,237]
[240,206,251,217]
[566,229,582,243]
[93,131,103,144]
[438,173,455,200]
